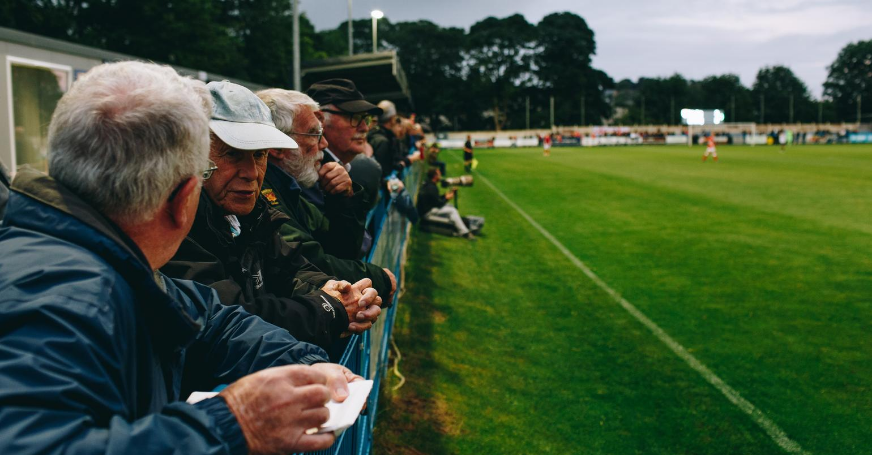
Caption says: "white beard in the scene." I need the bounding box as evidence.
[280,149,323,188]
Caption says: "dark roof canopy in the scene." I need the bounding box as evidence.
[302,51,412,110]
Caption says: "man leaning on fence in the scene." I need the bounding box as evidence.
[162,81,383,353]
[0,61,361,455]
[255,88,397,303]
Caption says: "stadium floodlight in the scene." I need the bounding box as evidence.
[371,10,384,53]
[681,109,705,126]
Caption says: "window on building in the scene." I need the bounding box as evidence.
[10,59,70,172]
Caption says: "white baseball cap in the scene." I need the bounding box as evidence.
[208,81,298,151]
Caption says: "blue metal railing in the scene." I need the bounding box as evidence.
[305,162,424,455]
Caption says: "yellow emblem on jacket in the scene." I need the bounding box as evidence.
[261,189,279,206]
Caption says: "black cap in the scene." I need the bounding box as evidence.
[306,79,383,115]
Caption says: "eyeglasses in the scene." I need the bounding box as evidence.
[321,109,374,128]
[290,124,324,144]
[202,159,218,180]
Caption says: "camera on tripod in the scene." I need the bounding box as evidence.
[440,175,474,188]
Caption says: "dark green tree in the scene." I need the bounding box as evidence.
[380,21,466,130]
[823,39,872,123]
[752,65,816,123]
[534,12,611,126]
[465,14,537,131]
[694,74,754,122]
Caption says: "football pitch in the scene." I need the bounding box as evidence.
[374,144,872,455]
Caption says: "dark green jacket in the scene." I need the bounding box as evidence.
[261,163,393,298]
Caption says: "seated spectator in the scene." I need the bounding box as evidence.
[418,168,475,240]
[255,88,396,302]
[163,81,382,352]
[0,61,360,454]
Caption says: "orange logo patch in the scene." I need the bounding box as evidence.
[261,189,279,205]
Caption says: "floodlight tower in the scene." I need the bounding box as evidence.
[371,10,384,53]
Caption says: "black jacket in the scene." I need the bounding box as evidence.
[417,179,447,217]
[368,125,409,179]
[163,192,349,351]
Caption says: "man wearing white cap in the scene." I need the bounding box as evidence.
[163,81,383,353]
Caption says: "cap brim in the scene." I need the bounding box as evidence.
[334,99,383,116]
[210,120,298,150]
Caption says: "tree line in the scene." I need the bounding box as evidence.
[2,2,869,130]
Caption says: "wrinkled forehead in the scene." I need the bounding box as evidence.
[294,108,322,133]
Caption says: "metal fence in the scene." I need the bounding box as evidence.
[305,161,424,455]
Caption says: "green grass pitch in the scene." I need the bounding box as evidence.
[373,144,872,455]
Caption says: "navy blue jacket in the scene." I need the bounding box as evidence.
[0,168,329,455]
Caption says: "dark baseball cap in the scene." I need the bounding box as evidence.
[306,79,383,115]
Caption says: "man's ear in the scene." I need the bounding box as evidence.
[267,148,285,160]
[167,176,200,228]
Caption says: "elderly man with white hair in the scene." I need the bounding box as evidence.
[0,61,360,455]
[256,89,397,303]
[163,81,383,354]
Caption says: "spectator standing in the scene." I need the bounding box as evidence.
[163,81,382,352]
[306,79,384,214]
[0,61,358,455]
[369,100,409,179]
[255,88,396,302]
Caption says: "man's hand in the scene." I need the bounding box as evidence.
[322,279,382,335]
[445,188,456,200]
[309,363,364,400]
[220,365,335,455]
[319,162,353,197]
[386,179,405,193]
[347,278,382,334]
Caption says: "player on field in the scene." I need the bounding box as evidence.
[702,133,718,162]
[543,133,552,157]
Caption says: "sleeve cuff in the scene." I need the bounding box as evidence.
[195,396,249,455]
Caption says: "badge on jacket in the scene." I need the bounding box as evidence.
[261,189,279,206]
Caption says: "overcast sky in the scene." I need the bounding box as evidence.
[300,0,872,98]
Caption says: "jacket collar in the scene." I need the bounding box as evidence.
[8,167,203,351]
[193,189,290,245]
[266,162,302,196]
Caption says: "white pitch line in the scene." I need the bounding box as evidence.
[473,169,810,455]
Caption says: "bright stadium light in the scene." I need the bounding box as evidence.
[371,10,384,53]
[713,109,725,125]
[681,109,705,126]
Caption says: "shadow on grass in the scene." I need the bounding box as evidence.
[372,228,462,455]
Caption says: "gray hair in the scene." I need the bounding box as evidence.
[255,89,319,135]
[47,61,211,224]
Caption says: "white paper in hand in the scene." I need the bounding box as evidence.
[319,380,373,435]
[186,391,219,404]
